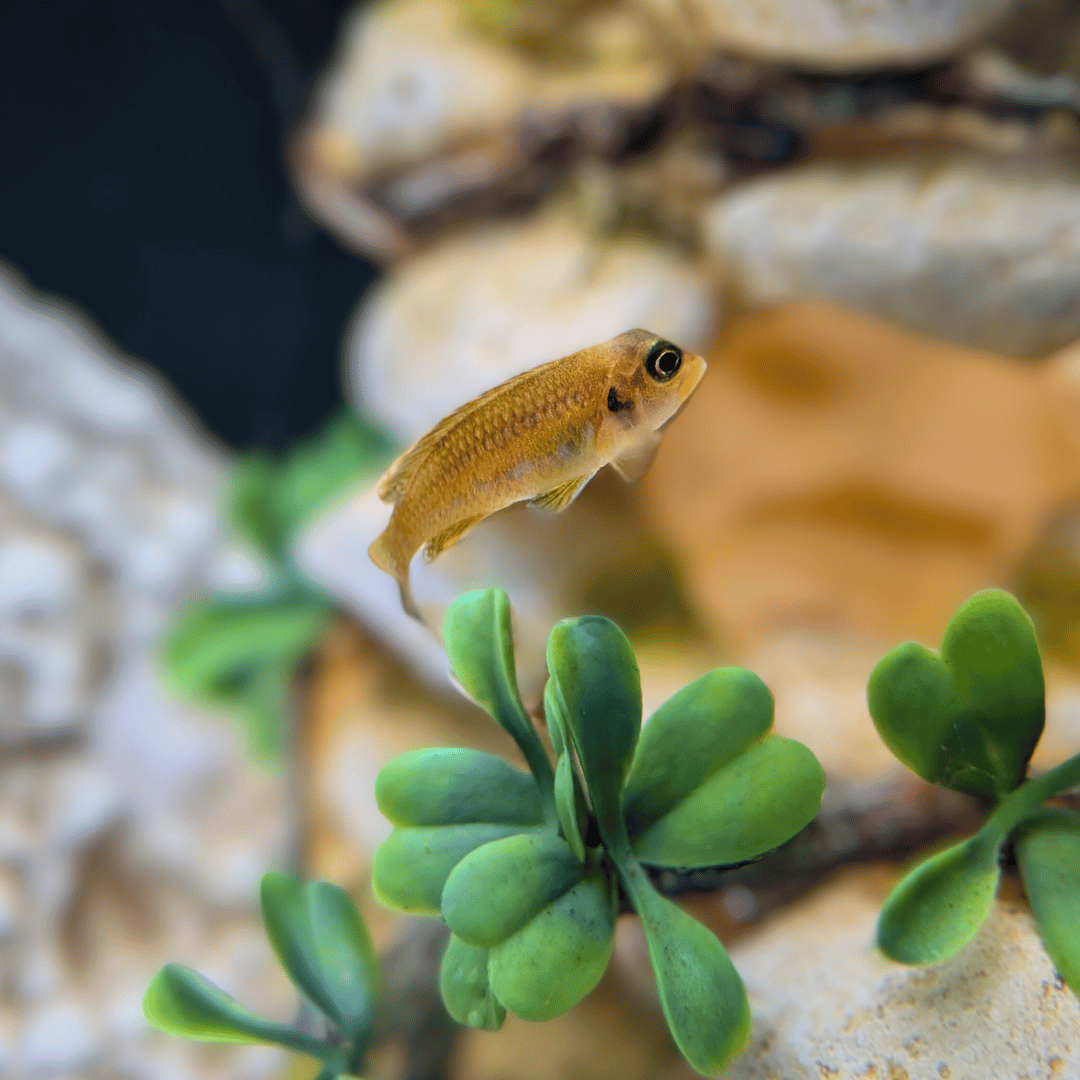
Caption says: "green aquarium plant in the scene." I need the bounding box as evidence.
[373,588,825,1076]
[868,588,1080,991]
[144,872,379,1079]
[161,411,395,761]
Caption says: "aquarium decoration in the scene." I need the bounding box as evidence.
[160,411,395,760]
[144,872,379,1080]
[372,588,825,1075]
[869,589,1080,991]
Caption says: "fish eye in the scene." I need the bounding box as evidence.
[645,341,682,382]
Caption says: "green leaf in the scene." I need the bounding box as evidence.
[160,594,330,761]
[372,824,522,915]
[868,589,1044,801]
[444,590,553,786]
[623,668,773,835]
[547,616,641,827]
[876,836,1000,965]
[627,872,750,1076]
[487,869,616,1021]
[439,935,506,1031]
[162,595,329,701]
[1015,807,1080,994]
[260,873,379,1037]
[632,736,824,868]
[375,749,543,828]
[228,452,285,562]
[143,963,323,1057]
[554,751,587,862]
[544,677,567,758]
[442,833,584,948]
[275,411,395,535]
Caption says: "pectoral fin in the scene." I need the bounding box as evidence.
[610,431,661,483]
[423,515,485,561]
[529,474,593,514]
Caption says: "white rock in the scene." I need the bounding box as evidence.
[0,424,78,501]
[315,0,672,175]
[0,536,80,620]
[728,870,1080,1079]
[46,762,122,849]
[0,866,21,936]
[20,999,101,1075]
[648,0,1012,71]
[349,205,718,441]
[705,155,1080,358]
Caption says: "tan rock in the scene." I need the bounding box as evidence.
[642,301,1080,654]
[704,155,1080,358]
[724,867,1080,1080]
[643,0,1012,71]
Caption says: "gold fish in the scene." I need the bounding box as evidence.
[369,330,707,617]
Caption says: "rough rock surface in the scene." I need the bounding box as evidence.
[726,868,1080,1080]
[647,0,1012,70]
[0,266,292,1079]
[704,155,1080,358]
[349,203,718,442]
[313,0,672,175]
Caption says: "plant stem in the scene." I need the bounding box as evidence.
[977,752,1080,852]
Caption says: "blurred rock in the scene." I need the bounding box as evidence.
[0,265,292,1080]
[643,301,1080,655]
[724,867,1080,1079]
[645,0,1013,71]
[294,0,678,260]
[705,155,1080,358]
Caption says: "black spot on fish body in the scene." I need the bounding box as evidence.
[607,387,632,413]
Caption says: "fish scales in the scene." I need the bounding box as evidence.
[369,330,707,618]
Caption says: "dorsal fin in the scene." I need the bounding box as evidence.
[375,359,563,504]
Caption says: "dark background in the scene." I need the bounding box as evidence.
[0,0,375,449]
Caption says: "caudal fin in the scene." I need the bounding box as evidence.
[369,529,422,622]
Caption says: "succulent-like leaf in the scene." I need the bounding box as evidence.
[876,836,1000,965]
[260,874,378,1037]
[228,452,285,561]
[487,869,616,1021]
[375,748,542,828]
[275,411,394,536]
[547,616,641,826]
[439,935,506,1031]
[163,595,329,702]
[442,833,584,948]
[143,963,322,1056]
[628,873,750,1076]
[444,590,552,784]
[372,824,522,914]
[632,736,824,868]
[867,590,1044,801]
[1015,807,1080,994]
[544,676,567,757]
[554,751,587,861]
[623,668,774,835]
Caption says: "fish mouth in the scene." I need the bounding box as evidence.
[676,352,708,403]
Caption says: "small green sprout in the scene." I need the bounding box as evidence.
[373,588,825,1076]
[161,411,395,761]
[144,872,379,1079]
[868,588,1080,989]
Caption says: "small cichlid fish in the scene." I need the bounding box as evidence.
[369,329,707,617]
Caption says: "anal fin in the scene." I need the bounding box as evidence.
[423,515,485,561]
[529,474,592,514]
